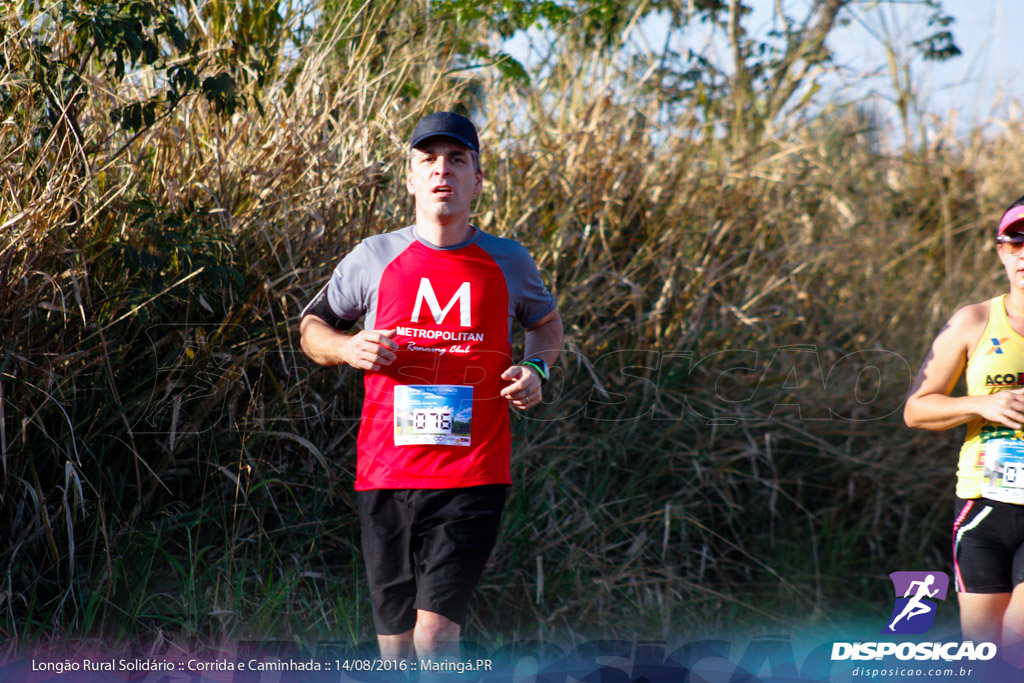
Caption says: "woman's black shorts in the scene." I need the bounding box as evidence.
[953,496,1024,593]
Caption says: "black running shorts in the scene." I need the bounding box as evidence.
[953,496,1024,593]
[357,485,508,635]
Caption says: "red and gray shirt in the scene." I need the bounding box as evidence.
[303,225,556,490]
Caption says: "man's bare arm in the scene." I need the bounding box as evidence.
[299,315,398,370]
[523,309,563,367]
[501,308,563,410]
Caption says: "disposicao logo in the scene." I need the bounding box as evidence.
[831,570,997,663]
[882,571,948,635]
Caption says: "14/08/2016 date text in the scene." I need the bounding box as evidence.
[337,659,494,673]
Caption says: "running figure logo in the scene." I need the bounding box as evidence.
[882,571,949,635]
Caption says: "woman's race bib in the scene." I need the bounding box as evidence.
[981,438,1024,503]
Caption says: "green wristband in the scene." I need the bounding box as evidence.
[521,358,549,384]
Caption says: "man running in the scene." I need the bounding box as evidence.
[299,111,563,660]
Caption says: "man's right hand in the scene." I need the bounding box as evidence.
[299,315,398,369]
[340,329,399,371]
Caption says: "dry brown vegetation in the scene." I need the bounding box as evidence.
[0,0,1019,650]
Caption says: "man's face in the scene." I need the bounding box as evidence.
[407,138,482,223]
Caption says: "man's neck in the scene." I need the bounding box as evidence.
[414,216,474,248]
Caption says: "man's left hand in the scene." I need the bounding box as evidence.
[500,364,543,410]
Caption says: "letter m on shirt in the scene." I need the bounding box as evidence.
[410,278,472,326]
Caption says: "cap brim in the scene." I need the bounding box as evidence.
[999,208,1024,235]
[410,132,478,151]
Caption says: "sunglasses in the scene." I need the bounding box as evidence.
[999,232,1024,255]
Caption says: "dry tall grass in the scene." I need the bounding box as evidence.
[0,0,1018,648]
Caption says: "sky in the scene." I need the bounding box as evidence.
[504,0,1023,138]
[895,0,1017,113]
[750,0,1022,133]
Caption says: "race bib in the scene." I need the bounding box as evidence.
[981,438,1024,503]
[394,385,472,446]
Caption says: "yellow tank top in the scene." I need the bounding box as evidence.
[957,295,1024,499]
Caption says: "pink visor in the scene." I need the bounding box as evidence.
[1000,206,1024,236]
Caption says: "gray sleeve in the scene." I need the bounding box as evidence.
[300,242,370,329]
[498,241,556,327]
[326,242,371,321]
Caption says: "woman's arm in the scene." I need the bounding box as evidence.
[904,302,1024,430]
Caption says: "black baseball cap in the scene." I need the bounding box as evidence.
[409,112,479,152]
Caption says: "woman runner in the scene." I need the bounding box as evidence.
[905,196,1024,648]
